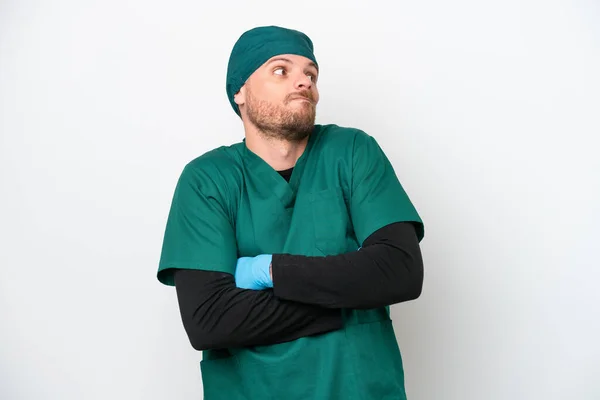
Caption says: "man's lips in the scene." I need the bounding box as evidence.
[289,96,314,104]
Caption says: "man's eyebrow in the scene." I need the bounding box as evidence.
[266,57,318,71]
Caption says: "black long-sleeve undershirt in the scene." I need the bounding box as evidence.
[174,221,422,351]
[174,270,343,351]
[272,221,423,309]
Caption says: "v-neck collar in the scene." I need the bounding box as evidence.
[277,166,294,182]
[241,126,319,207]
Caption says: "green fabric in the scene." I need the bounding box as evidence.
[157,124,424,399]
[225,25,318,117]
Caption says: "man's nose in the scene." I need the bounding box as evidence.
[294,72,312,89]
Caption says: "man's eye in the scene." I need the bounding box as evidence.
[274,67,286,76]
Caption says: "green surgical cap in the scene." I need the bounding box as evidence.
[226,25,318,117]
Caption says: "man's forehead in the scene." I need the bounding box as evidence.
[263,54,318,70]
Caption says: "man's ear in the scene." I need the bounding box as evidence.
[234,85,246,106]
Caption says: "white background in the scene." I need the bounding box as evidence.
[1,0,599,399]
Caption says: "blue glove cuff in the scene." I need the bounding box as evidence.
[253,254,273,288]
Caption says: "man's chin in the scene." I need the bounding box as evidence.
[291,109,315,123]
[291,116,315,130]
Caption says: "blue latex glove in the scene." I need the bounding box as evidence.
[234,254,273,290]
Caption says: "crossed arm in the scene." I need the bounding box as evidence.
[174,221,423,351]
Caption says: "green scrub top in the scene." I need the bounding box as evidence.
[158,124,424,400]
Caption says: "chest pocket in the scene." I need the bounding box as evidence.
[310,188,351,256]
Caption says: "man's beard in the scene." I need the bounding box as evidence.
[245,88,316,142]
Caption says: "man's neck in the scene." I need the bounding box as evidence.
[244,127,310,172]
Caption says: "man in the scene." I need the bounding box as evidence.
[157,25,425,400]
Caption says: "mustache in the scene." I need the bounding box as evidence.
[287,91,315,102]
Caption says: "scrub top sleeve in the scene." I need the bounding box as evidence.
[157,165,238,286]
[350,131,425,246]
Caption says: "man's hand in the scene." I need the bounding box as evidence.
[234,254,273,290]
